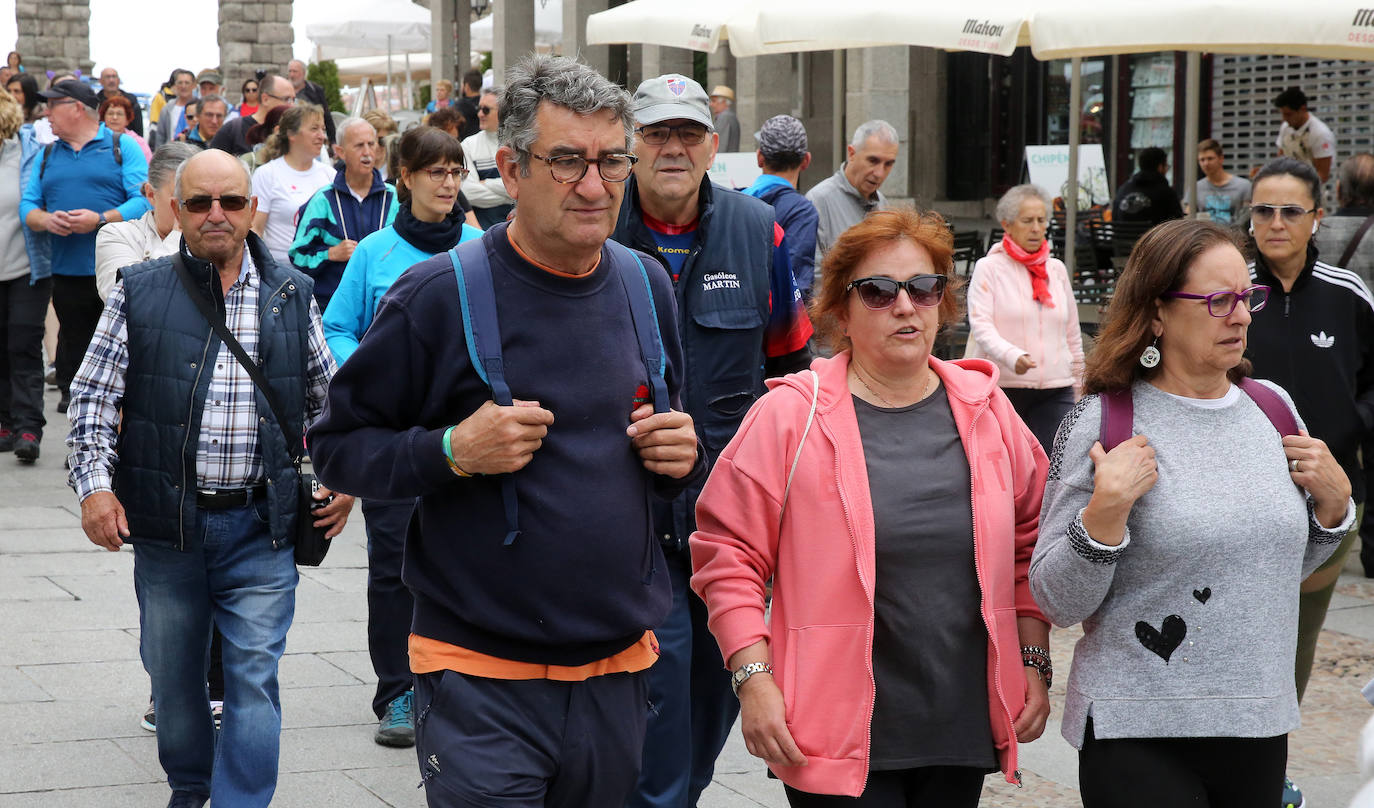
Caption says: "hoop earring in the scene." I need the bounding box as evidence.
[1139,337,1161,368]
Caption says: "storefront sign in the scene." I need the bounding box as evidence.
[1025,145,1111,209]
[708,152,763,190]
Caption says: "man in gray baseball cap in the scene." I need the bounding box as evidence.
[614,75,814,808]
[743,115,819,301]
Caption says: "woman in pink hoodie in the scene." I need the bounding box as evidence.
[966,184,1085,451]
[691,209,1052,806]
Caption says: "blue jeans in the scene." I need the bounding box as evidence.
[132,495,298,806]
[630,550,739,808]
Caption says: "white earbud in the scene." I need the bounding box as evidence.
[1249,222,1255,236]
[1312,222,1319,235]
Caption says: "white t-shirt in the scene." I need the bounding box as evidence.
[1277,113,1336,168]
[251,157,336,268]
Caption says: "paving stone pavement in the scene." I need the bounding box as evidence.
[2,389,1372,806]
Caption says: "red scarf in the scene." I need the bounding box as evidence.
[1001,234,1054,308]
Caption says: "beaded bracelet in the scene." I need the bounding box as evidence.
[1021,645,1053,688]
[441,426,473,478]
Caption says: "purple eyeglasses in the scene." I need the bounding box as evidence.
[1160,285,1270,318]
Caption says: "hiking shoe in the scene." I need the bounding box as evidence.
[0,429,13,452]
[374,689,415,747]
[141,700,156,732]
[167,791,208,808]
[1283,776,1305,808]
[211,700,223,730]
[14,433,39,463]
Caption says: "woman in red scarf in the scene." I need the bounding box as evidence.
[966,184,1085,450]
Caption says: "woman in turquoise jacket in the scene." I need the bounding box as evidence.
[319,125,480,748]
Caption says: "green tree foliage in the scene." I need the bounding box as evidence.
[306,60,346,114]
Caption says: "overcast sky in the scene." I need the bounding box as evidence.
[0,0,412,95]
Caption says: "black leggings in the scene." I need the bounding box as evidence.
[783,766,985,807]
[1078,718,1287,807]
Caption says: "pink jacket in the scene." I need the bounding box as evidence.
[690,352,1048,796]
[966,243,1085,391]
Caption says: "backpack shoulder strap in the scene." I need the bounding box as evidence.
[111,129,121,166]
[39,142,54,182]
[607,240,669,415]
[1098,388,1134,452]
[448,239,520,545]
[1236,377,1300,437]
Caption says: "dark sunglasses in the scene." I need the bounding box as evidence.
[478,105,493,114]
[243,84,259,92]
[1160,285,1270,317]
[846,275,947,310]
[180,195,250,213]
[1251,203,1317,223]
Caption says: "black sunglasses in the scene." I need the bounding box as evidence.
[478,105,493,114]
[1251,203,1318,223]
[846,275,947,310]
[180,195,250,213]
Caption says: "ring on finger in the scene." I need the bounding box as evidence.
[1290,458,1300,473]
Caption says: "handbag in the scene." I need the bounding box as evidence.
[170,254,334,565]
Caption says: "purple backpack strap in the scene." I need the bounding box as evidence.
[1236,377,1300,437]
[1099,388,1135,451]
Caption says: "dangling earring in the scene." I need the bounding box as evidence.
[1139,337,1161,368]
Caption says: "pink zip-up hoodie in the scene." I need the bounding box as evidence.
[690,351,1048,797]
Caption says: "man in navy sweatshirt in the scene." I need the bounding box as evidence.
[308,54,705,808]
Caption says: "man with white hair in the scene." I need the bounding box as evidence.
[68,148,349,808]
[289,118,396,309]
[20,79,148,423]
[806,119,900,266]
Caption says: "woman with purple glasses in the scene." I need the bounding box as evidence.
[691,208,1052,807]
[1030,218,1352,807]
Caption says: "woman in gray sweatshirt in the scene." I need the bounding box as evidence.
[1029,219,1354,807]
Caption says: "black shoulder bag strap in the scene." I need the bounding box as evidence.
[169,253,302,468]
[1339,213,1374,269]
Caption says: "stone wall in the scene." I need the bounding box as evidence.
[14,0,93,79]
[217,0,295,103]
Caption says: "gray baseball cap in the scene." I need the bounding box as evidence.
[631,74,713,128]
[755,115,808,158]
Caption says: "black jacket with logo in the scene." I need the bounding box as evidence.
[1248,244,1374,501]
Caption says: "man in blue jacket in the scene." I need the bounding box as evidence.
[20,79,148,416]
[743,114,820,302]
[289,118,396,309]
[613,75,813,808]
[308,55,705,807]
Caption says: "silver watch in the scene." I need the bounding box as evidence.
[730,661,773,696]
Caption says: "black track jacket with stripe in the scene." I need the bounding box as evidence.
[1248,244,1374,502]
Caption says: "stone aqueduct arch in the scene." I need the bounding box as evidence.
[13,0,293,97]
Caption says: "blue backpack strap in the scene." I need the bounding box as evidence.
[607,241,670,415]
[448,242,521,545]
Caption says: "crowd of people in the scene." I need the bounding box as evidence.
[1,44,1371,808]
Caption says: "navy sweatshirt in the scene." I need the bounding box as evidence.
[308,223,703,665]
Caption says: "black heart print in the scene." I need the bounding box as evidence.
[1135,615,1186,663]
[1193,587,1211,604]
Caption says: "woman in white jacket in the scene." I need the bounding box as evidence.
[94,142,200,300]
[967,184,1085,449]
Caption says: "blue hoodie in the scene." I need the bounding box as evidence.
[743,173,819,297]
[289,167,398,308]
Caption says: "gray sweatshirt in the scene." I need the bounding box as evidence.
[1030,380,1352,748]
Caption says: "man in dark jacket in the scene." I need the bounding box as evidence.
[455,68,482,140]
[309,55,705,807]
[743,114,820,301]
[96,66,144,137]
[288,60,337,146]
[67,149,350,808]
[613,74,813,808]
[1112,146,1184,226]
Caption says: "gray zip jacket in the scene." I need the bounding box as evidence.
[1030,380,1351,748]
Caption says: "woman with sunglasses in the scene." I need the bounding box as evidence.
[1030,219,1352,807]
[967,183,1085,451]
[250,104,335,268]
[1243,157,1374,803]
[320,126,480,748]
[238,79,260,118]
[691,208,1051,807]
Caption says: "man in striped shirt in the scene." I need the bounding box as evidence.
[67,149,352,808]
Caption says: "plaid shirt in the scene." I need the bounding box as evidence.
[67,249,336,500]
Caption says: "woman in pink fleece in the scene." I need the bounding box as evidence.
[691,209,1052,806]
[966,184,1085,450]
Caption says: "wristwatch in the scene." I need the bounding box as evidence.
[97,212,108,229]
[730,661,773,696]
